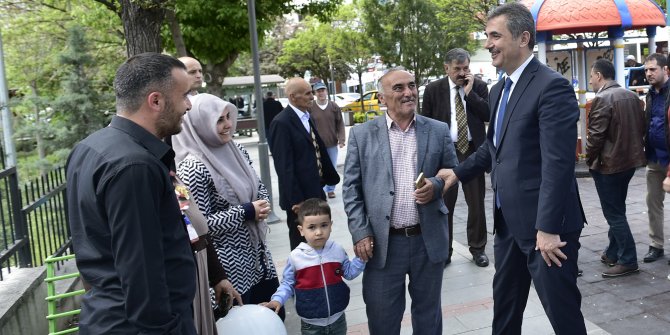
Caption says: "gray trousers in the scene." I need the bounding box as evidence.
[647,162,667,249]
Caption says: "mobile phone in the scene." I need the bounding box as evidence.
[415,172,425,189]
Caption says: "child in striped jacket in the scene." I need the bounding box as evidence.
[261,198,365,334]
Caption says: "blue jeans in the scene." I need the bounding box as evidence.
[324,146,339,193]
[591,168,638,266]
[300,313,347,335]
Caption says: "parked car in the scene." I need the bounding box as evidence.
[475,73,497,85]
[334,93,361,107]
[341,90,382,113]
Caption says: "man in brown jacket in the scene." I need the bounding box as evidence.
[309,82,346,198]
[587,58,646,278]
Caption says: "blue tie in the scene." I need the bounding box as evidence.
[495,78,513,147]
[495,78,513,208]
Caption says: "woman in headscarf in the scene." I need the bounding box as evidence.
[172,93,283,318]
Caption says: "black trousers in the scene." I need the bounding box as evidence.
[286,209,306,250]
[492,207,585,335]
[444,142,487,256]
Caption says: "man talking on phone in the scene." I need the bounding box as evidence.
[422,48,491,266]
[343,67,458,334]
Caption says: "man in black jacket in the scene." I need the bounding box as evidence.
[422,48,490,267]
[269,78,339,250]
[263,91,283,147]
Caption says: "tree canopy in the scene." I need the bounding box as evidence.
[361,0,480,85]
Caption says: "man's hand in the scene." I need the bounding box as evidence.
[354,236,375,262]
[463,72,475,96]
[414,178,434,204]
[664,176,670,193]
[260,300,282,314]
[436,169,459,195]
[213,279,242,309]
[339,143,345,148]
[535,230,567,267]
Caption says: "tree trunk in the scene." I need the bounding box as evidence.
[204,52,239,96]
[119,0,167,57]
[166,9,187,57]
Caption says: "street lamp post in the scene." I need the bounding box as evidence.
[246,0,279,224]
[0,29,16,167]
[328,55,336,101]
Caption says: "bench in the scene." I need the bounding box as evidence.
[236,118,257,137]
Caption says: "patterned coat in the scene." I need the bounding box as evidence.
[177,143,277,294]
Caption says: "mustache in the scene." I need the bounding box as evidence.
[401,97,416,103]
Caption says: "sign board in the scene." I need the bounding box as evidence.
[544,47,613,88]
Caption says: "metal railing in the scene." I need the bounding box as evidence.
[0,163,71,280]
[0,148,31,280]
[22,166,71,267]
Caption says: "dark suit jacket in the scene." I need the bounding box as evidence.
[263,98,284,130]
[421,77,490,148]
[454,57,585,240]
[269,106,339,211]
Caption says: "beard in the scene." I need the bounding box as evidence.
[155,99,184,139]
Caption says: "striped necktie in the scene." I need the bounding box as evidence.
[454,86,469,153]
[310,126,323,177]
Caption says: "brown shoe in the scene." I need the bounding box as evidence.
[602,264,639,278]
[600,254,616,267]
[327,192,336,198]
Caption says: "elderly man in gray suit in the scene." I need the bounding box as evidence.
[343,67,458,335]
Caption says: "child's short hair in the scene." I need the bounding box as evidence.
[297,198,331,225]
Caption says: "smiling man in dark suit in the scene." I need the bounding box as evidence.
[439,3,587,334]
[269,77,339,250]
[422,48,490,267]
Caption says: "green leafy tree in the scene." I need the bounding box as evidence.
[329,3,373,111]
[362,0,479,84]
[277,18,351,90]
[3,1,121,179]
[228,16,296,77]
[3,2,68,175]
[51,26,114,157]
[167,0,342,95]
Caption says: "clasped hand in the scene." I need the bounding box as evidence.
[253,200,271,221]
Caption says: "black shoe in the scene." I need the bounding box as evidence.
[444,257,452,268]
[602,264,639,278]
[472,251,489,267]
[577,269,583,277]
[643,246,664,263]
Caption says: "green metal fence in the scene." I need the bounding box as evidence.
[45,254,84,335]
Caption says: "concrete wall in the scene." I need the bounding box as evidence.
[0,260,82,335]
[0,267,48,335]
